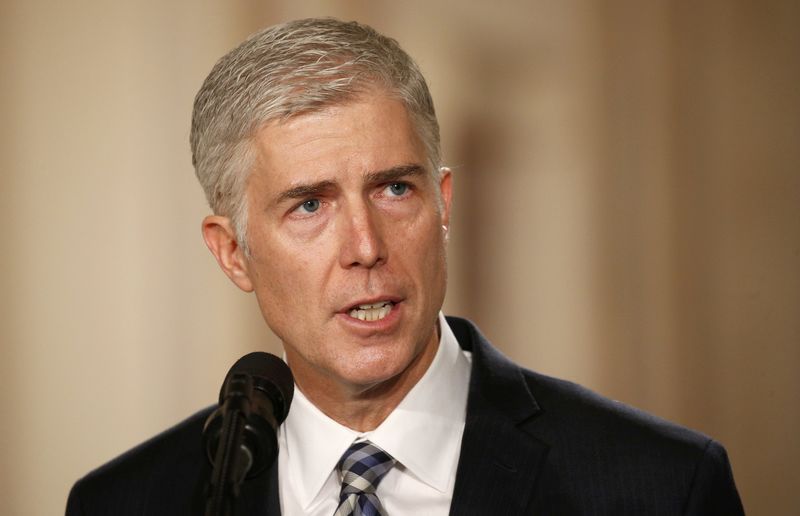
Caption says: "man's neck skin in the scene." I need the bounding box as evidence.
[286,328,440,432]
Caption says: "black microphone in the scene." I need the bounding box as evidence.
[202,352,294,516]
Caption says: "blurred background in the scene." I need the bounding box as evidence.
[1,0,798,514]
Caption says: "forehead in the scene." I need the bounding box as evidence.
[249,93,428,190]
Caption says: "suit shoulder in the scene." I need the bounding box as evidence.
[448,315,743,513]
[449,316,716,456]
[526,370,710,449]
[67,406,214,515]
[524,371,743,513]
[76,405,213,485]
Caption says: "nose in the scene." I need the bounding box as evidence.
[338,201,387,269]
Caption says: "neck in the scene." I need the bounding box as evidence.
[291,327,440,432]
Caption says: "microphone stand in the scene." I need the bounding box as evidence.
[205,374,254,516]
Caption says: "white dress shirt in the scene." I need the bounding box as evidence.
[277,313,472,516]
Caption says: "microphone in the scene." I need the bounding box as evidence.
[202,352,294,516]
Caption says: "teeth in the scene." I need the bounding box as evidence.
[348,301,393,321]
[357,301,389,309]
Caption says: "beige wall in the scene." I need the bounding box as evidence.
[1,1,797,514]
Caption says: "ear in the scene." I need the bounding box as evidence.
[201,215,254,292]
[438,167,453,230]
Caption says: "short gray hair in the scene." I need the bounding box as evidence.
[190,18,442,248]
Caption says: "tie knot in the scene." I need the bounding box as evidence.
[336,441,396,496]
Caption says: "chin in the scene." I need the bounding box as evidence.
[337,350,413,388]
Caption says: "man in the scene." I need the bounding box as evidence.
[67,18,744,515]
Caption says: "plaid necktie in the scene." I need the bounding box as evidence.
[333,440,396,516]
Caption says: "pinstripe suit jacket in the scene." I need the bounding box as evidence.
[66,316,744,515]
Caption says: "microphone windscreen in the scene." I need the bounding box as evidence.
[218,352,294,422]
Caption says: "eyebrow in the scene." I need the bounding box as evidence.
[273,164,426,205]
[274,180,337,205]
[363,163,426,184]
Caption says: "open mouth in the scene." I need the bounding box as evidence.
[347,301,395,322]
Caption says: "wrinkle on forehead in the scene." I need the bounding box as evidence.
[250,92,427,198]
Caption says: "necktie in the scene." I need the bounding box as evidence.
[333,440,396,516]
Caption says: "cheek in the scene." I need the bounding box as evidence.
[408,214,447,269]
[249,245,319,327]
[388,215,448,312]
[261,257,315,304]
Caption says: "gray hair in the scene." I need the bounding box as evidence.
[190,18,442,249]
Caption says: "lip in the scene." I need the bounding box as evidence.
[335,298,404,335]
[340,295,403,313]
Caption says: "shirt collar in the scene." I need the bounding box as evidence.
[279,312,471,509]
[280,380,358,509]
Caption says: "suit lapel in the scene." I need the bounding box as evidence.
[447,317,549,516]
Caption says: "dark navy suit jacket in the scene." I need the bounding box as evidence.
[67,317,744,515]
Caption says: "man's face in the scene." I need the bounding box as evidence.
[229,91,452,398]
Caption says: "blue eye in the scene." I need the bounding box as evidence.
[300,199,320,213]
[388,183,408,196]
